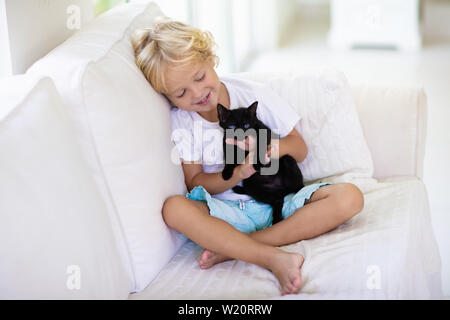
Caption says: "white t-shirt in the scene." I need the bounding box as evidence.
[170,76,301,201]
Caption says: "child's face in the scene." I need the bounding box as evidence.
[164,60,222,114]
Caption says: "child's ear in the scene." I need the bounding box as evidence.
[217,104,231,122]
[248,101,258,117]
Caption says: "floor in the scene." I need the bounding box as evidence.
[244,7,450,299]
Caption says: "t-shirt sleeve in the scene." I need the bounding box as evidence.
[170,109,202,162]
[255,85,301,138]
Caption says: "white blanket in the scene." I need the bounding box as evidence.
[130,177,442,300]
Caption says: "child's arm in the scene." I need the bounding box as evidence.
[182,157,255,195]
[270,129,307,163]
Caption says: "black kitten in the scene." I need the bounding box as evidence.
[217,101,304,224]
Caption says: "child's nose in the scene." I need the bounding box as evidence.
[192,85,202,100]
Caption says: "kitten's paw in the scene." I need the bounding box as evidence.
[261,161,272,168]
[232,186,246,194]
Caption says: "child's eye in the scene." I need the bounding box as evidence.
[176,90,185,98]
[196,73,205,81]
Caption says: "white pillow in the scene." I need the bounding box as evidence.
[27,2,186,293]
[0,76,129,299]
[237,68,374,183]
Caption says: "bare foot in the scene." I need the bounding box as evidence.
[269,251,304,295]
[199,248,304,295]
[198,249,232,269]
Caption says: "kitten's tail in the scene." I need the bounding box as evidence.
[271,200,284,225]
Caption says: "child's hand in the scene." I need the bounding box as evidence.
[265,140,279,162]
[238,151,257,179]
[225,135,257,152]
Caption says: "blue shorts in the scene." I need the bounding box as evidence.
[186,183,331,234]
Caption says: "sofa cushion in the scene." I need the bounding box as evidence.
[129,177,441,299]
[350,84,427,180]
[0,76,129,299]
[27,2,187,293]
[236,68,374,184]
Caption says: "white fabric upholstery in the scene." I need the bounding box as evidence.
[0,76,129,299]
[128,72,440,299]
[27,2,187,293]
[128,71,438,299]
[232,71,427,180]
[350,84,427,180]
[9,1,434,299]
[234,69,374,184]
[130,177,442,299]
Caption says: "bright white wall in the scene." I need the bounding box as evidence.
[0,0,12,78]
[2,0,93,75]
[423,0,450,40]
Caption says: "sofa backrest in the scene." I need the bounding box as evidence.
[27,2,187,293]
[231,72,427,181]
[232,70,375,185]
[0,75,129,299]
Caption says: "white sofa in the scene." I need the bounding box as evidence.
[0,2,442,299]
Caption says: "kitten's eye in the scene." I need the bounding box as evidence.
[228,125,236,130]
[244,123,250,129]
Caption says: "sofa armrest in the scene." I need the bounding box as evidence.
[350,84,427,180]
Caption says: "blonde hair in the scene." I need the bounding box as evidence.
[130,18,219,95]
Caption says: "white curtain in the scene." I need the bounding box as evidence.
[191,0,286,74]
[139,0,298,74]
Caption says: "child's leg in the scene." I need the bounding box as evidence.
[162,195,304,295]
[200,183,363,268]
[253,183,364,245]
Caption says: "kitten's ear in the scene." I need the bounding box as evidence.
[248,101,258,116]
[217,104,231,121]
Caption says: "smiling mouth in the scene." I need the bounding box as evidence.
[195,92,210,105]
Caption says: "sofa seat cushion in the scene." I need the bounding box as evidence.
[129,177,442,299]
